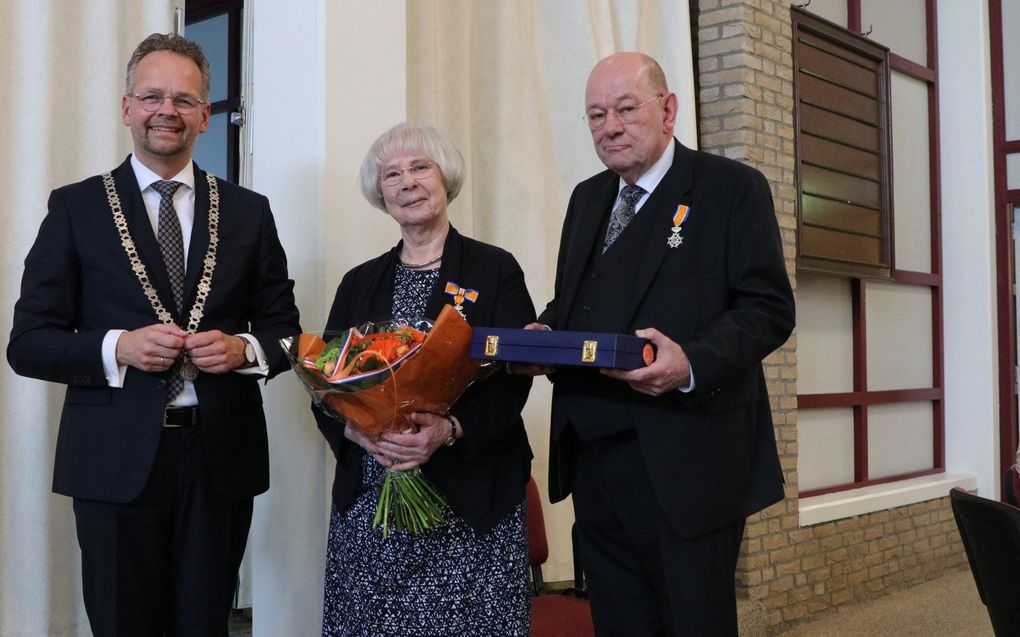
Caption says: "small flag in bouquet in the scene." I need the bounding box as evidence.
[280,305,482,537]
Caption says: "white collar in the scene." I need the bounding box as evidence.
[130,155,196,193]
[618,138,676,196]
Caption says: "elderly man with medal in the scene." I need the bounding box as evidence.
[7,33,300,635]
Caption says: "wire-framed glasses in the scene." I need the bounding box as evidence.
[130,91,206,114]
[585,94,664,130]
[381,161,437,187]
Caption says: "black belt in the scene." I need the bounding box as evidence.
[163,406,200,427]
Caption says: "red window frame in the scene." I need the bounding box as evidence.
[798,0,944,498]
[991,0,1020,496]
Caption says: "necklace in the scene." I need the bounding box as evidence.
[102,171,220,381]
[398,253,443,269]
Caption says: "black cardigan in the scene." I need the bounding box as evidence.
[315,225,536,534]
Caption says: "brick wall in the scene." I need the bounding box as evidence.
[693,0,967,631]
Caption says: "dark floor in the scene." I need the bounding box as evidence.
[228,608,252,637]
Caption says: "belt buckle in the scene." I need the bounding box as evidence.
[163,407,192,428]
[163,408,180,428]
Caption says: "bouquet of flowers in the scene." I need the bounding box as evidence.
[281,305,482,537]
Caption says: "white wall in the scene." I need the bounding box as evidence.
[246,0,327,633]
[247,1,406,635]
[938,0,999,497]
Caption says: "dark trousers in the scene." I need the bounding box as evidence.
[570,430,746,637]
[73,427,253,637]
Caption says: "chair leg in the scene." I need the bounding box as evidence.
[531,565,544,596]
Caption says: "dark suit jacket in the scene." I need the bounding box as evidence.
[7,156,301,503]
[315,226,535,535]
[540,141,795,538]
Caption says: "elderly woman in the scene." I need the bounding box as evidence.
[315,123,535,636]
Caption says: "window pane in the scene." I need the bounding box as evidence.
[804,0,847,28]
[799,408,856,491]
[860,0,926,66]
[1004,0,1020,140]
[796,273,854,394]
[1008,153,1020,190]
[187,14,229,104]
[193,111,229,179]
[867,402,934,479]
[865,281,933,390]
[891,72,931,272]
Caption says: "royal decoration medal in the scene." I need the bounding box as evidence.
[668,204,691,248]
[444,281,479,317]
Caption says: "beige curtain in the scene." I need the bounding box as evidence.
[0,2,174,635]
[406,0,696,581]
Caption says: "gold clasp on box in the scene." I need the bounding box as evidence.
[484,335,500,357]
[581,340,598,363]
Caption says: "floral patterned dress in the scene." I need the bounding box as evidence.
[321,265,530,637]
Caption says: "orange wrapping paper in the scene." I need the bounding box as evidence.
[286,305,481,438]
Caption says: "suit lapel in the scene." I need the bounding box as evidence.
[425,226,463,321]
[183,164,210,317]
[112,159,179,319]
[623,142,695,323]
[558,175,617,328]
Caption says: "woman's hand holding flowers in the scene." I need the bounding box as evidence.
[342,415,449,537]
[378,412,453,470]
[344,424,394,468]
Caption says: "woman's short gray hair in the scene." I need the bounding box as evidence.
[359,123,465,211]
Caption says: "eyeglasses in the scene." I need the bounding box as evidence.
[381,161,437,187]
[130,91,206,114]
[585,94,664,130]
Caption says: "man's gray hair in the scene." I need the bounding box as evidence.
[126,33,210,100]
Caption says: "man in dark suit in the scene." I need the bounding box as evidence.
[520,52,795,635]
[7,33,300,636]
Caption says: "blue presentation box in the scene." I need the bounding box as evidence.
[469,328,654,370]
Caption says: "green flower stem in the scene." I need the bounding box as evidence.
[371,468,446,538]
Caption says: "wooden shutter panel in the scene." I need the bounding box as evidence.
[793,8,893,279]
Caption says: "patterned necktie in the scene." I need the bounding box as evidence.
[152,180,185,312]
[151,180,186,401]
[602,184,647,253]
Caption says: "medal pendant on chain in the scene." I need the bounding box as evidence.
[179,357,199,381]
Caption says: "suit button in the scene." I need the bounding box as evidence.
[591,273,599,280]
[157,380,167,389]
[583,305,591,312]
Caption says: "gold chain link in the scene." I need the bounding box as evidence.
[101,171,220,334]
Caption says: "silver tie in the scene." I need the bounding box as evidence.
[602,185,646,253]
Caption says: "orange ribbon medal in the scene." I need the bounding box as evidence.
[444,281,479,316]
[668,204,691,248]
